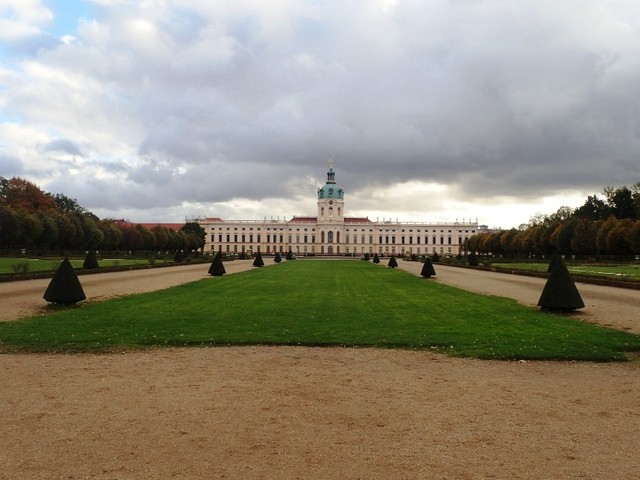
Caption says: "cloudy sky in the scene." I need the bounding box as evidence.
[1,0,639,229]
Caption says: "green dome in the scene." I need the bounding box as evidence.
[317,166,344,200]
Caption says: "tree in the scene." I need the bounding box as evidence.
[80,214,104,249]
[36,210,60,250]
[15,210,43,248]
[208,251,226,276]
[605,186,637,219]
[570,219,599,255]
[181,222,206,251]
[606,219,634,254]
[99,220,123,251]
[0,205,21,247]
[549,218,578,255]
[151,225,169,251]
[420,257,436,278]
[0,177,57,213]
[50,193,86,215]
[596,216,618,254]
[626,221,640,253]
[537,255,584,311]
[574,195,610,220]
[499,229,519,256]
[43,257,86,305]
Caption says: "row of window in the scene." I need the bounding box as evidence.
[208,225,476,235]
[214,244,455,255]
[211,234,469,245]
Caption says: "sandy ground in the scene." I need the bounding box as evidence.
[1,259,639,479]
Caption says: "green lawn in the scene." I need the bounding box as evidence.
[1,261,638,361]
[492,262,640,281]
[0,257,153,274]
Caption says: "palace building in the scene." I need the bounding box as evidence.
[195,163,478,257]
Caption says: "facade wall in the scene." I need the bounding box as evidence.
[197,219,477,256]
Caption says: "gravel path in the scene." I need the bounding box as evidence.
[1,259,639,479]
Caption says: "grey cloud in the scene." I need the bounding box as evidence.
[42,139,84,156]
[4,0,640,226]
[0,154,24,176]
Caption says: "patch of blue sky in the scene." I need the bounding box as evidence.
[43,0,93,38]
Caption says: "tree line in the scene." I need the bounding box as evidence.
[465,184,640,258]
[0,177,205,254]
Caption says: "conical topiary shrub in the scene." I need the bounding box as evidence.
[83,250,99,269]
[208,251,226,276]
[468,252,479,266]
[274,252,282,263]
[286,251,294,260]
[420,257,436,278]
[387,255,398,268]
[537,255,584,311]
[253,251,264,267]
[373,253,380,264]
[432,252,440,263]
[547,253,560,273]
[43,257,86,305]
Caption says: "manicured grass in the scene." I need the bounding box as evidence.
[0,257,153,274]
[492,262,640,281]
[1,261,638,361]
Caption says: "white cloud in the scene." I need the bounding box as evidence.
[1,0,639,228]
[0,0,53,41]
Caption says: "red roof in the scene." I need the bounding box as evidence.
[289,217,318,222]
[345,217,372,223]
